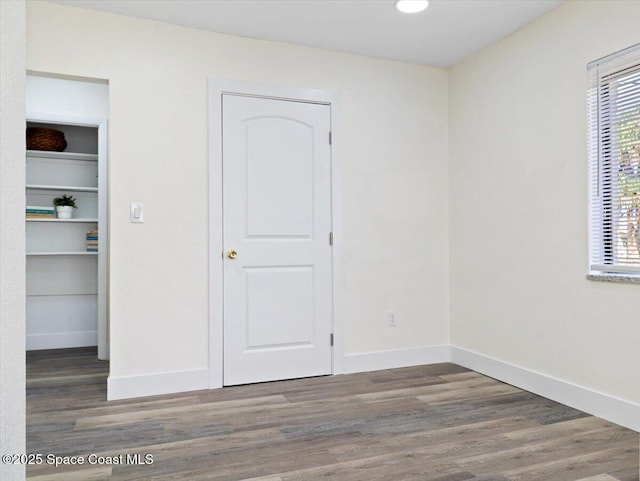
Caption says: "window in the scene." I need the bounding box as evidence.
[588,44,640,277]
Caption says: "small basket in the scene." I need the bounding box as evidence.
[26,127,68,152]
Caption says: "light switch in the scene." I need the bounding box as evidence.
[130,203,144,223]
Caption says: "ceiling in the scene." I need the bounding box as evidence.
[49,0,564,68]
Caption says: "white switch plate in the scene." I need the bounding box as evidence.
[130,203,144,223]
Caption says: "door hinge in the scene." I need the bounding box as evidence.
[329,131,332,145]
[329,232,333,246]
[330,333,334,346]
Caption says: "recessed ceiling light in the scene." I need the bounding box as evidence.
[395,0,430,14]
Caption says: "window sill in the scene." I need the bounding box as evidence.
[587,273,640,285]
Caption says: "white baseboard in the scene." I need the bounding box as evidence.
[107,368,209,401]
[450,346,640,433]
[26,331,97,351]
[341,345,450,374]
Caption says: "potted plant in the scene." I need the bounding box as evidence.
[53,194,77,219]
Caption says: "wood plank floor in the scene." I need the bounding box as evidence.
[26,348,639,481]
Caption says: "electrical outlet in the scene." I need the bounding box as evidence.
[387,311,397,327]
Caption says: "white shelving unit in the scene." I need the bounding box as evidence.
[26,121,108,357]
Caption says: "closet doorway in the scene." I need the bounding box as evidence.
[26,74,109,361]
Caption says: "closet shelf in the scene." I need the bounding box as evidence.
[27,150,98,162]
[27,251,98,256]
[26,184,98,193]
[26,218,98,223]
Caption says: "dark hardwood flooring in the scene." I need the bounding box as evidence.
[26,348,639,481]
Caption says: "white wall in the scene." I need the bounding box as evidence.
[26,74,109,121]
[449,0,640,408]
[0,1,26,480]
[26,1,449,393]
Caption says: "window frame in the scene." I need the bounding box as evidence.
[588,44,640,281]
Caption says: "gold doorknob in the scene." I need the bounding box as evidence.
[227,249,238,259]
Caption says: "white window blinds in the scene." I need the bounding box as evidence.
[588,44,640,275]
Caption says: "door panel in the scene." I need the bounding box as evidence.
[222,95,332,386]
[245,266,314,349]
[246,118,314,238]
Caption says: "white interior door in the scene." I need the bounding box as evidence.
[222,94,333,386]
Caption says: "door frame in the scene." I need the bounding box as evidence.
[208,78,344,388]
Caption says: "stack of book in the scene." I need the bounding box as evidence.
[86,230,98,252]
[26,205,55,219]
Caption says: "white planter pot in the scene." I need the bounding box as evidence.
[56,206,74,219]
